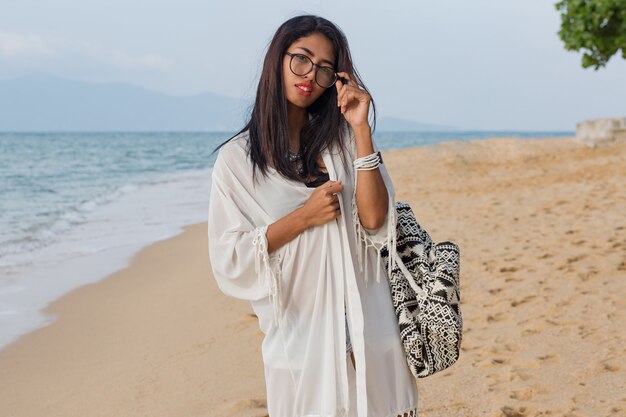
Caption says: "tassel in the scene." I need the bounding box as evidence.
[252,226,283,327]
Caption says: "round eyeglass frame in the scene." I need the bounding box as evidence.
[285,52,338,89]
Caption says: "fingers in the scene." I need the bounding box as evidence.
[335,72,366,113]
[320,180,337,191]
[324,185,342,218]
[338,90,359,113]
[326,192,339,206]
[324,180,344,194]
[336,81,352,108]
[307,180,343,224]
[336,72,352,106]
[338,85,363,104]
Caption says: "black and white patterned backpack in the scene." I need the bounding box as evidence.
[380,201,463,378]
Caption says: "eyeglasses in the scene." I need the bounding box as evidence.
[285,52,337,89]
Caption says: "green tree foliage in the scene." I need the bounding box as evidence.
[555,0,626,69]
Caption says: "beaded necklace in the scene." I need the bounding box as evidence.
[288,150,304,176]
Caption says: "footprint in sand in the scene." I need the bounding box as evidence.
[599,360,620,372]
[510,366,534,382]
[544,318,560,326]
[217,398,268,417]
[472,357,510,368]
[520,326,543,337]
[487,312,508,323]
[500,405,529,417]
[511,295,536,307]
[577,324,597,339]
[537,354,558,363]
[571,392,593,405]
[510,388,534,400]
[557,265,576,273]
[566,254,587,263]
[572,359,626,380]
[555,299,571,308]
[576,272,593,282]
[504,343,522,352]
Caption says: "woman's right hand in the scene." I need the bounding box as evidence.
[266,180,344,253]
[300,180,344,227]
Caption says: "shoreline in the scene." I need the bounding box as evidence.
[0,166,212,350]
[1,135,624,416]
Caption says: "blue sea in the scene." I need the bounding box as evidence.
[0,130,573,349]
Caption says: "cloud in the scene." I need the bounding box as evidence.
[0,31,56,58]
[0,30,172,71]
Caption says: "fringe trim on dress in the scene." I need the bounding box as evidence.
[252,225,283,327]
[351,169,397,287]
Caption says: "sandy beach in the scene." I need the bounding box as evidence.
[0,136,624,417]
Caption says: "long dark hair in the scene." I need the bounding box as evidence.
[213,14,377,184]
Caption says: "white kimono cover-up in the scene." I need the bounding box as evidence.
[208,127,419,417]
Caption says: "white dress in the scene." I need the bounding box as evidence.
[207,126,419,417]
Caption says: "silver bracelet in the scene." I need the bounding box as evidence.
[354,151,382,171]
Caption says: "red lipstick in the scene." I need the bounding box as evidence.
[295,82,312,96]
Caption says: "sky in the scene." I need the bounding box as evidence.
[1,0,624,131]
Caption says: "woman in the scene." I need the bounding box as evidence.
[208,15,419,417]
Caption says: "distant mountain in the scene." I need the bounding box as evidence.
[375,116,457,132]
[0,75,456,132]
[0,74,246,131]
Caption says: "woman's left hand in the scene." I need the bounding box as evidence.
[335,71,370,129]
